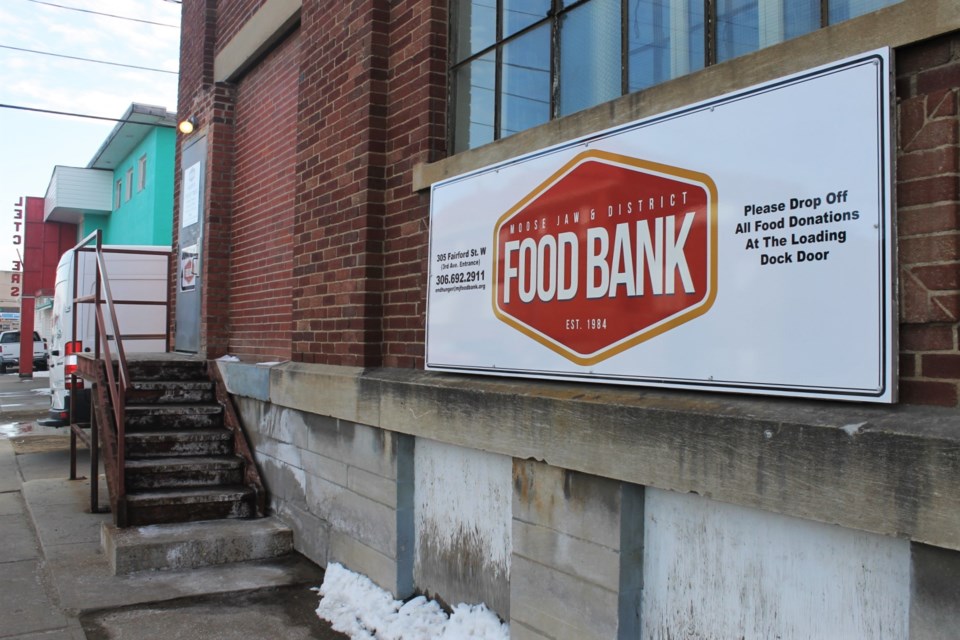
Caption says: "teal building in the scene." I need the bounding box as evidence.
[44,103,176,247]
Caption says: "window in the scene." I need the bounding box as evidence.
[125,168,133,202]
[115,179,122,209]
[137,155,147,192]
[451,0,901,152]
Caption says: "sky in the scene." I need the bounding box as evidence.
[0,0,181,271]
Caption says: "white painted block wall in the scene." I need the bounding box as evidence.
[641,488,911,639]
[414,438,512,614]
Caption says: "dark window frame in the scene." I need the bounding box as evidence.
[449,0,899,152]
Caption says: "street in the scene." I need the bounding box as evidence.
[0,371,52,423]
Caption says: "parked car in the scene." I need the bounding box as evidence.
[0,330,49,373]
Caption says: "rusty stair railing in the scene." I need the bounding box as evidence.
[67,230,171,520]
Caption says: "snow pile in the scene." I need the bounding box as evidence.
[316,563,510,640]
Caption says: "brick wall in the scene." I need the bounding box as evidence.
[174,0,237,358]
[179,0,216,103]
[180,1,960,407]
[381,0,447,369]
[229,29,299,360]
[200,83,237,358]
[171,0,217,343]
[291,0,391,367]
[895,34,960,406]
[214,0,267,54]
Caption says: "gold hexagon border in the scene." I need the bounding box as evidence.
[491,149,719,366]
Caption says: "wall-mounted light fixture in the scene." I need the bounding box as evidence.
[178,116,198,135]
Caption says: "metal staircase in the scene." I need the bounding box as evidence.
[84,354,266,527]
[66,231,265,529]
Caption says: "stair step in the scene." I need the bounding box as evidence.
[126,380,215,404]
[101,516,293,575]
[126,429,234,458]
[124,403,223,430]
[125,358,208,381]
[125,455,244,490]
[124,485,256,526]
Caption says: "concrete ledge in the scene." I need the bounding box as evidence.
[224,361,960,552]
[217,360,272,401]
[102,517,293,575]
[374,368,960,552]
[214,0,301,83]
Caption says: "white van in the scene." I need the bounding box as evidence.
[47,245,170,425]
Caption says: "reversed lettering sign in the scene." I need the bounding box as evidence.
[426,49,894,403]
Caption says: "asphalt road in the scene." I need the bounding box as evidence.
[0,372,55,428]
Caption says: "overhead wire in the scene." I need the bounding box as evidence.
[22,0,180,28]
[0,103,177,128]
[0,45,178,74]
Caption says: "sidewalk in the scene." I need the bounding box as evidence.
[0,374,347,639]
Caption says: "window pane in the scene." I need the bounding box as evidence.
[501,24,551,138]
[453,53,496,153]
[503,0,550,38]
[717,0,759,63]
[138,155,147,191]
[453,0,497,62]
[559,0,621,117]
[756,0,819,46]
[782,1,819,40]
[829,0,899,23]
[628,0,705,93]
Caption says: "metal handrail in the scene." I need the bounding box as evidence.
[67,230,172,517]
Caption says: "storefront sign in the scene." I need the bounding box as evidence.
[426,49,895,403]
[9,198,23,299]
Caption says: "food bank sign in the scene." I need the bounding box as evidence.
[426,50,895,403]
[494,151,717,365]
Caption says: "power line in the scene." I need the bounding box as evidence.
[0,103,176,128]
[0,45,178,74]
[23,0,180,28]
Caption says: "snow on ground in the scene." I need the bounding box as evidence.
[315,563,510,640]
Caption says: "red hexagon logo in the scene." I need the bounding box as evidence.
[492,150,718,365]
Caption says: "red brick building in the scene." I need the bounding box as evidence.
[176,1,960,637]
[18,196,75,375]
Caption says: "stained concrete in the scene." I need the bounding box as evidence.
[80,585,344,640]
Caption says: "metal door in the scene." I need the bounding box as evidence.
[174,136,205,353]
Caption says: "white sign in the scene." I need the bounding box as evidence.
[181,161,201,228]
[426,49,895,403]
